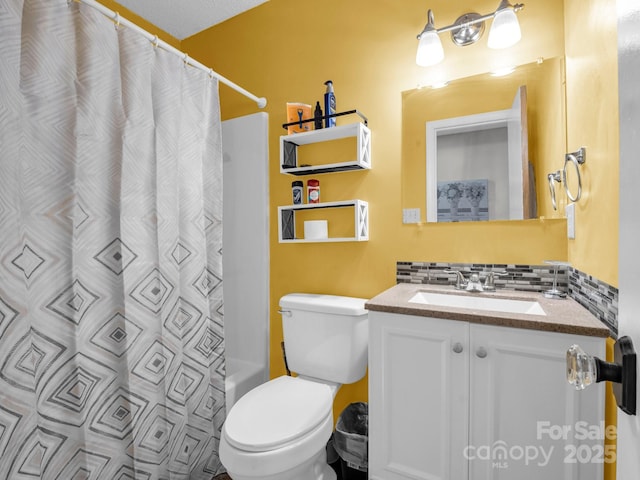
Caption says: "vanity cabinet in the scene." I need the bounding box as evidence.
[368,311,606,480]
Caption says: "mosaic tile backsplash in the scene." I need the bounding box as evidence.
[569,268,618,335]
[397,262,617,335]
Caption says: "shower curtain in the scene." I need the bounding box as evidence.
[0,1,226,478]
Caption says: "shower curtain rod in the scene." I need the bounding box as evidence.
[73,0,267,108]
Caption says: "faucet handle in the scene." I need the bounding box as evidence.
[444,269,467,289]
[483,271,508,291]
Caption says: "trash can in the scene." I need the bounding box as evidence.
[333,402,368,479]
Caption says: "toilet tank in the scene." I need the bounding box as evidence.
[279,293,368,384]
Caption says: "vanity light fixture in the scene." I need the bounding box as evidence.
[416,1,525,67]
[415,10,445,67]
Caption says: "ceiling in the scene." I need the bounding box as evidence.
[115,0,268,40]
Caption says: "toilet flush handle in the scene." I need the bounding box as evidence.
[278,309,292,317]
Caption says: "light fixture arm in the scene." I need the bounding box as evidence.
[417,9,437,39]
[426,2,524,36]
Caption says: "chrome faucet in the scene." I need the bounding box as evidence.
[445,270,484,291]
[466,273,484,292]
[445,270,508,292]
[483,271,508,292]
[444,270,468,290]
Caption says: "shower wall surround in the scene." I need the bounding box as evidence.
[397,262,618,335]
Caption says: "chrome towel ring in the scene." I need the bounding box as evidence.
[547,170,562,211]
[563,147,586,202]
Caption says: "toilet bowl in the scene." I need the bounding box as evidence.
[219,293,368,480]
[220,376,337,479]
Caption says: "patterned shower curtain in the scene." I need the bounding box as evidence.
[0,0,226,478]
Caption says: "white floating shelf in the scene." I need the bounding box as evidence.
[280,123,371,175]
[278,200,369,243]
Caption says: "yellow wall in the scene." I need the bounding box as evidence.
[198,0,617,474]
[564,0,619,287]
[563,1,620,479]
[182,0,571,418]
[107,0,618,476]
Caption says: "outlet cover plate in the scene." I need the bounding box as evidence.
[403,208,421,224]
[566,203,575,239]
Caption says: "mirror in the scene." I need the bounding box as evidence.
[401,56,566,222]
[427,86,531,222]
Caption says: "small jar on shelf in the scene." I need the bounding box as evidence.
[307,179,320,203]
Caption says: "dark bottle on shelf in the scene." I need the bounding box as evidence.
[314,101,323,130]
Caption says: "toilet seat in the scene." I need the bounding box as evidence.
[223,375,334,452]
[220,408,334,478]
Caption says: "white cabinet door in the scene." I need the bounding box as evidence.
[468,324,605,480]
[369,312,607,480]
[369,312,469,480]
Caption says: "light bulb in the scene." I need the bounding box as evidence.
[488,8,521,49]
[416,31,444,67]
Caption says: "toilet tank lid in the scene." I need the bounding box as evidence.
[280,293,368,316]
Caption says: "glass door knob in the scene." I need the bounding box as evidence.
[566,344,597,390]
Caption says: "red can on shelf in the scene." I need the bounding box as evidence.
[307,179,320,203]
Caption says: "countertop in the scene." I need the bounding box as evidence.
[365,283,610,338]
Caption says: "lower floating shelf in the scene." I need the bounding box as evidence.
[278,200,369,243]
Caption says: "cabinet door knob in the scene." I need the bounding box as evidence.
[476,347,488,358]
[452,342,464,354]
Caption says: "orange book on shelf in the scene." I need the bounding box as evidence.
[286,102,314,134]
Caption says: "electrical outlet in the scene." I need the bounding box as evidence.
[566,203,575,239]
[403,208,421,224]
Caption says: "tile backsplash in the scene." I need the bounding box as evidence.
[397,262,570,292]
[569,268,618,335]
[397,261,617,335]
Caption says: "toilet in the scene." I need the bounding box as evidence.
[219,293,368,480]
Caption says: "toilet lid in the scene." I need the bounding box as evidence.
[223,375,333,452]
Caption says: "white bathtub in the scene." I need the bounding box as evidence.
[225,357,267,413]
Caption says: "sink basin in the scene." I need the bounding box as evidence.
[408,291,546,316]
